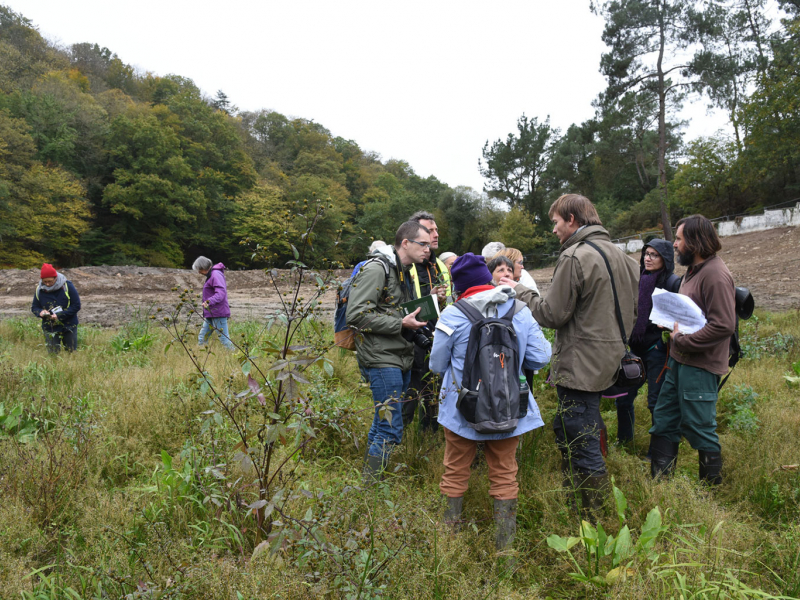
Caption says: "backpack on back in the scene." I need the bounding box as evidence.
[720,286,755,389]
[334,259,389,351]
[453,299,527,434]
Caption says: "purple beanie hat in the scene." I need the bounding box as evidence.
[450,252,492,293]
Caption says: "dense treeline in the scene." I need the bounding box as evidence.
[1,2,798,269]
[0,6,502,269]
[481,0,800,243]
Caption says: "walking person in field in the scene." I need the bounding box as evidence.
[31,263,82,354]
[193,256,235,351]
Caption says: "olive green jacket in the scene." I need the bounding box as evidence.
[346,246,415,371]
[515,225,640,392]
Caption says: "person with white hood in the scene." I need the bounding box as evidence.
[429,252,551,553]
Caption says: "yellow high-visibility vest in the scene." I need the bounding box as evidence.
[35,282,71,307]
[409,257,452,305]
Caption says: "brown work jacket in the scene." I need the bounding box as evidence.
[515,225,640,392]
[671,255,736,376]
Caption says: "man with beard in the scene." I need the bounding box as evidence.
[403,211,452,433]
[650,214,736,485]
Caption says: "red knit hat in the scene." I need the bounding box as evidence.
[40,263,57,278]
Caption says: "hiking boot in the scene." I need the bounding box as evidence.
[650,435,679,480]
[362,454,385,484]
[493,498,517,552]
[579,473,609,520]
[443,496,463,531]
[698,451,722,485]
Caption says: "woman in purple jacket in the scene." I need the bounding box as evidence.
[192,256,234,351]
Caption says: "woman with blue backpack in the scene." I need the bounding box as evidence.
[429,253,551,554]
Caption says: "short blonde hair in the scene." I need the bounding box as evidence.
[495,247,522,264]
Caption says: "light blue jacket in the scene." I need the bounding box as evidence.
[429,286,552,441]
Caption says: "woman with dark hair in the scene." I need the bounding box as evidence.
[611,239,680,452]
[487,255,515,284]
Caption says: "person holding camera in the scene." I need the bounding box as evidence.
[403,211,452,433]
[346,221,432,481]
[499,195,639,514]
[31,263,82,354]
[430,252,551,552]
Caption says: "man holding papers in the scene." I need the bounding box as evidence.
[650,215,736,485]
[346,221,431,481]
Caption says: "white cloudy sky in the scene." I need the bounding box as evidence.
[10,0,738,191]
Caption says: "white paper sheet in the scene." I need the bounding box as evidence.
[648,288,707,334]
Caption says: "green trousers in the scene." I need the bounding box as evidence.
[649,357,721,453]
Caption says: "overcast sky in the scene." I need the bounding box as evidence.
[10,0,735,192]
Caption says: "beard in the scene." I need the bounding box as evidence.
[676,249,695,266]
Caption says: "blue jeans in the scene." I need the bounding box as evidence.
[198,317,234,350]
[614,339,669,442]
[365,367,411,458]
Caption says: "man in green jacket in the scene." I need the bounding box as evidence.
[500,194,639,513]
[347,220,431,479]
[650,214,736,485]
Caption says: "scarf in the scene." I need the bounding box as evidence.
[38,272,67,294]
[630,270,660,344]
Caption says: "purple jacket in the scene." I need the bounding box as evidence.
[202,263,231,319]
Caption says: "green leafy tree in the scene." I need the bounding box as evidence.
[592,0,721,240]
[479,114,556,222]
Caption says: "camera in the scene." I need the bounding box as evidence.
[403,323,434,350]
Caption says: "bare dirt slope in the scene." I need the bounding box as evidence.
[529,226,800,312]
[1,227,798,327]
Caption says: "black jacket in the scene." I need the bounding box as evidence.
[631,239,680,355]
[31,281,81,331]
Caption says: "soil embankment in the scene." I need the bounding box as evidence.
[1,227,798,327]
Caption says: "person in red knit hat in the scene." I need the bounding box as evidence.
[30,263,82,353]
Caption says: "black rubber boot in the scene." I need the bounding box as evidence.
[579,473,609,520]
[650,435,679,480]
[443,496,463,531]
[698,451,722,485]
[362,454,385,484]
[493,498,517,552]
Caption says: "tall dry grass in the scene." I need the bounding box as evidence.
[0,309,798,599]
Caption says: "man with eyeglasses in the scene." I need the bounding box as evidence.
[403,211,453,434]
[347,221,431,481]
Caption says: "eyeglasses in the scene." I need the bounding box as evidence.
[644,252,661,259]
[407,239,431,249]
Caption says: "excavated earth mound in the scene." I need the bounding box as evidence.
[0,227,798,327]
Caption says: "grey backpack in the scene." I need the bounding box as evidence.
[454,300,527,434]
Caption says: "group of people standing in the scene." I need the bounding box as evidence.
[344,195,737,555]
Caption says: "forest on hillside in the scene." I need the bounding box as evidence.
[0,1,798,269]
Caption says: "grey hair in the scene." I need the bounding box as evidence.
[481,242,505,260]
[409,210,436,224]
[368,240,387,253]
[192,256,213,272]
[438,251,457,262]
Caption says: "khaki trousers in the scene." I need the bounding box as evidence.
[439,428,520,500]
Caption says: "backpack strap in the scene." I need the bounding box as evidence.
[453,300,484,324]
[583,240,629,348]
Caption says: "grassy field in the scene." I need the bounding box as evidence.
[0,309,799,599]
